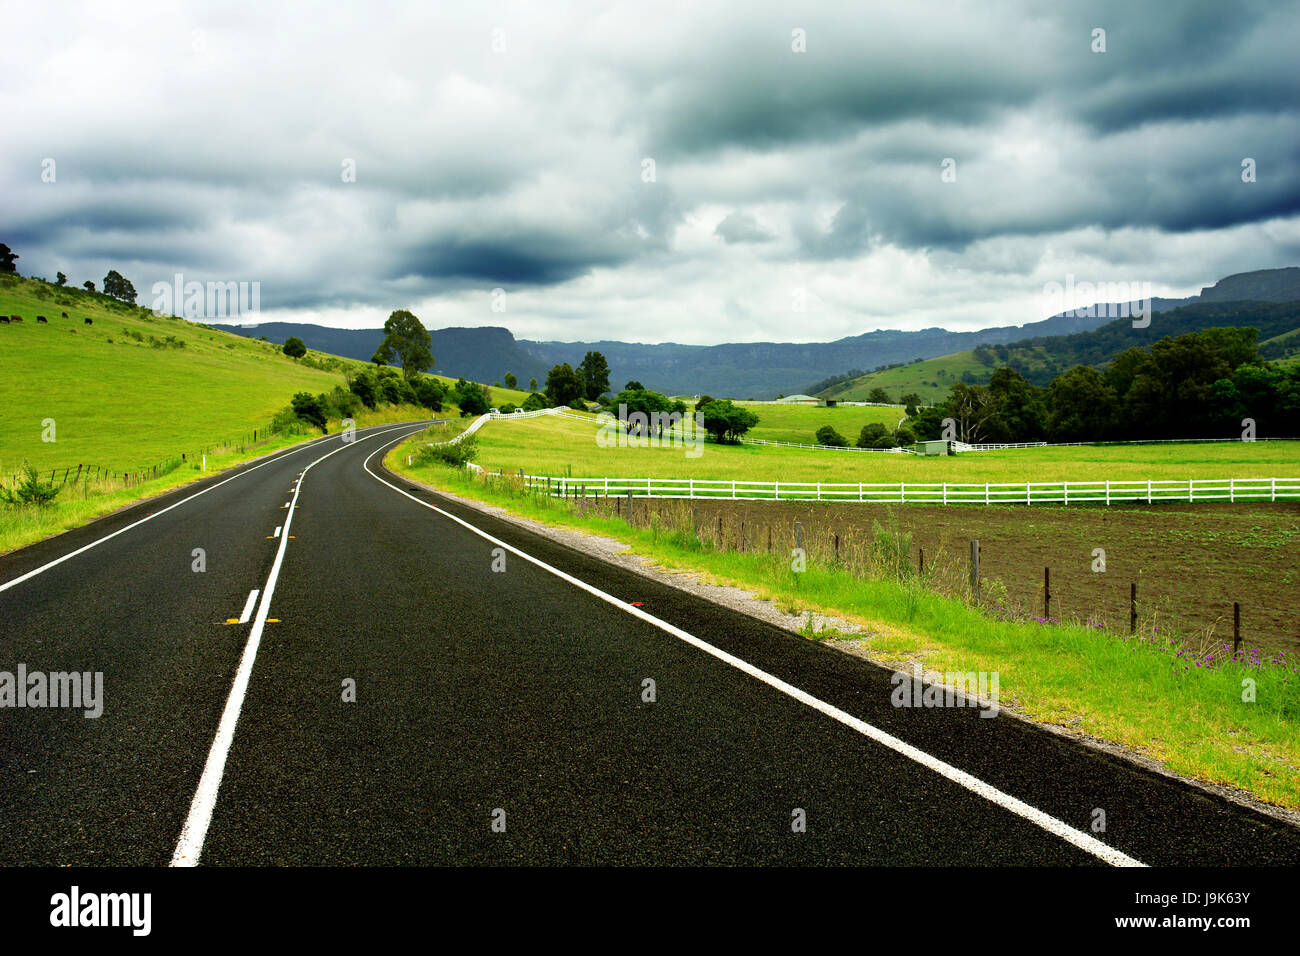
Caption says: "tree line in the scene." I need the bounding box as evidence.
[910,327,1300,443]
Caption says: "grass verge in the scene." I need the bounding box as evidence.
[0,405,430,555]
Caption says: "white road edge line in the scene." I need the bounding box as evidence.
[170,423,423,867]
[362,434,1146,869]
[237,589,259,624]
[0,424,420,595]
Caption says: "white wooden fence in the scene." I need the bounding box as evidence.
[513,474,1300,505]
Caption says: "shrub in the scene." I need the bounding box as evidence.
[290,392,328,431]
[856,423,888,448]
[417,435,478,467]
[815,425,848,447]
[349,371,378,409]
[414,376,446,411]
[0,463,60,507]
[870,512,913,580]
[521,391,549,412]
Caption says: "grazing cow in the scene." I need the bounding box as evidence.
[61,311,69,318]
[36,315,48,323]
[11,315,22,323]
[0,315,9,324]
[84,317,93,325]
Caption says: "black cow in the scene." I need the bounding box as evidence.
[61,311,69,318]
[0,315,9,324]
[84,317,93,325]
[36,315,48,323]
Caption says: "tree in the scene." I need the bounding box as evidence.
[815,425,848,447]
[282,336,307,360]
[102,270,137,303]
[455,380,490,416]
[0,243,18,274]
[577,350,611,401]
[83,281,95,292]
[986,367,1047,441]
[373,309,433,381]
[521,391,549,412]
[528,378,538,391]
[699,400,758,443]
[625,380,644,391]
[1048,366,1117,441]
[614,388,685,438]
[503,371,517,390]
[55,271,67,286]
[868,387,891,404]
[545,363,584,407]
[945,383,1000,443]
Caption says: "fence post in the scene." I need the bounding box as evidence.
[919,547,924,574]
[969,540,980,601]
[1043,567,1051,619]
[1233,602,1241,655]
[834,533,839,563]
[626,491,633,523]
[795,521,804,554]
[1130,583,1138,633]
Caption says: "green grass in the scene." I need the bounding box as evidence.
[0,404,430,555]
[388,431,1300,810]
[0,274,364,476]
[0,272,497,554]
[467,412,1300,484]
[736,402,903,444]
[821,350,997,404]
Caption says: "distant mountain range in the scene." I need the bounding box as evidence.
[216,267,1300,398]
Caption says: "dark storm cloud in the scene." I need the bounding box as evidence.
[714,211,773,243]
[2,0,1297,340]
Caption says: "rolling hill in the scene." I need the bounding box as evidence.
[821,289,1300,403]
[220,267,1300,400]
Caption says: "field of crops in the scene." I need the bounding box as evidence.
[470,412,1300,484]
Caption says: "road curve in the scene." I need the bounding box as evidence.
[1,421,1297,866]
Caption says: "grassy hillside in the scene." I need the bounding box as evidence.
[737,402,904,444]
[0,274,365,476]
[0,273,520,479]
[819,352,995,404]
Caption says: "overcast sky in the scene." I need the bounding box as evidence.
[5,0,1299,344]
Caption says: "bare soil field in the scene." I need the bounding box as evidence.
[590,496,1300,654]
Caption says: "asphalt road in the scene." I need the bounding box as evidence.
[1,420,1297,866]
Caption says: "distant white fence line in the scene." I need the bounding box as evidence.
[743,437,913,454]
[508,475,1300,505]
